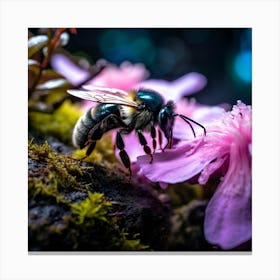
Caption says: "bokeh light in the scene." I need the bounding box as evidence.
[234,50,252,83]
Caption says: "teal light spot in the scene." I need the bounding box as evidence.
[98,29,154,65]
[130,37,155,66]
[234,51,252,83]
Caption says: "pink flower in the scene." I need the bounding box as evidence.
[50,53,149,89]
[137,101,252,249]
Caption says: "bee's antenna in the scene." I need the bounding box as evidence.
[174,114,206,137]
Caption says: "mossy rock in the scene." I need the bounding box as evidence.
[28,137,171,251]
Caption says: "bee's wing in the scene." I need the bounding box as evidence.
[67,86,139,108]
[81,85,128,97]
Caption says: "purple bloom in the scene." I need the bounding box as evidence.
[137,101,252,249]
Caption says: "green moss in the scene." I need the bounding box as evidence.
[114,232,150,251]
[29,100,82,145]
[29,140,83,175]
[70,192,150,250]
[71,192,112,225]
[29,171,65,203]
[28,140,86,201]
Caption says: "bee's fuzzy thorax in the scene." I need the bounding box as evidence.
[119,105,136,125]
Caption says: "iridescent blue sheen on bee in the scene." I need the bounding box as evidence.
[136,90,164,112]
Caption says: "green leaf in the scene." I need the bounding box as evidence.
[28,35,48,58]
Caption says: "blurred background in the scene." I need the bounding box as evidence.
[33,28,252,106]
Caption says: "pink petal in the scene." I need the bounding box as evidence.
[51,54,90,86]
[204,145,252,249]
[137,138,219,184]
[171,72,207,99]
[198,155,227,185]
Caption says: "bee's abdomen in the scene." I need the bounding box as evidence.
[72,109,95,148]
[72,104,121,149]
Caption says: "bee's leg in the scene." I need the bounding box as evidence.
[78,141,96,161]
[85,141,97,157]
[162,129,173,151]
[88,125,104,142]
[137,131,153,163]
[81,126,104,159]
[116,131,132,179]
[151,125,157,154]
[158,129,164,151]
[80,113,129,162]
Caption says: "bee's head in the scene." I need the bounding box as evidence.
[158,101,175,146]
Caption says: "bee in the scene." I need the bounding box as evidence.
[67,85,206,177]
